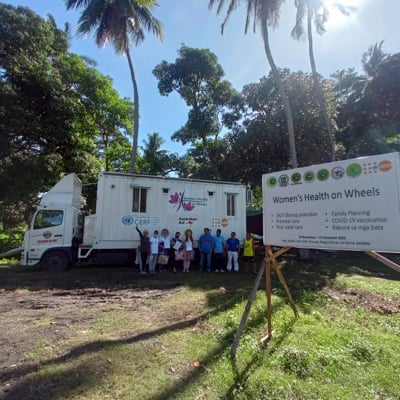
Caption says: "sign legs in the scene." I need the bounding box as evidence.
[230,245,299,358]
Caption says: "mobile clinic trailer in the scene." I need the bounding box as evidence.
[22,172,247,270]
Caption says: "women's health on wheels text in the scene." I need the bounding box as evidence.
[262,153,400,252]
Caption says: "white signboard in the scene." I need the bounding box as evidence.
[262,153,400,252]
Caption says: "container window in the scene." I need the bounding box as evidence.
[227,194,236,216]
[132,188,147,213]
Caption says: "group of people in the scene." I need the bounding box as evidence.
[135,226,257,274]
[136,226,194,274]
[198,228,256,273]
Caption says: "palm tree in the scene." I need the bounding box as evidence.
[66,0,163,173]
[291,0,350,162]
[141,132,171,175]
[361,41,388,79]
[209,0,298,168]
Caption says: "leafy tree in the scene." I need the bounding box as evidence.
[66,0,164,173]
[209,0,298,168]
[333,44,400,158]
[291,0,350,161]
[224,70,335,186]
[0,4,80,206]
[153,45,241,179]
[0,4,138,229]
[60,54,134,171]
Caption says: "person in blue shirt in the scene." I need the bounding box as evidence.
[198,227,215,272]
[213,229,225,272]
[226,231,240,272]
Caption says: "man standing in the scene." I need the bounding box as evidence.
[198,228,214,272]
[136,225,151,274]
[213,229,225,272]
[226,231,240,272]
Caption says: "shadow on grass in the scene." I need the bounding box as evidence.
[0,263,261,292]
[147,294,295,400]
[1,251,398,293]
[225,316,297,400]
[2,358,106,400]
[1,279,294,400]
[0,284,261,393]
[279,251,400,294]
[2,251,398,399]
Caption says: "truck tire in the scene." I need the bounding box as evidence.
[40,251,70,271]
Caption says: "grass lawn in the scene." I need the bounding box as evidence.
[0,251,399,399]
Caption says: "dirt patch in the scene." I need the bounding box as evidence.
[324,287,400,314]
[1,258,398,398]
[0,285,185,372]
[0,264,256,398]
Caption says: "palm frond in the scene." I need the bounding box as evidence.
[291,0,306,40]
[65,0,94,11]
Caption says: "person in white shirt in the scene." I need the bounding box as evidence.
[149,230,160,273]
[158,228,170,272]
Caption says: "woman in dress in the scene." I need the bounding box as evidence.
[182,229,194,272]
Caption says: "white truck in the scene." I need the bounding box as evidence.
[22,172,247,270]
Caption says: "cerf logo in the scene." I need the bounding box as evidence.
[43,231,52,239]
[379,160,392,172]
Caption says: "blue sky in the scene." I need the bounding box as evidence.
[4,0,399,155]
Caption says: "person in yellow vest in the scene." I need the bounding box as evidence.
[243,232,256,274]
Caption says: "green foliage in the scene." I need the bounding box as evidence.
[0,4,78,208]
[281,347,312,378]
[224,69,336,186]
[1,254,400,399]
[66,0,164,173]
[153,45,241,179]
[59,53,134,172]
[333,43,400,158]
[139,132,177,175]
[0,224,26,253]
[0,4,135,225]
[349,337,374,362]
[209,0,299,169]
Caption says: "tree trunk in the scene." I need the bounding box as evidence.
[261,21,298,168]
[307,6,335,162]
[126,48,139,173]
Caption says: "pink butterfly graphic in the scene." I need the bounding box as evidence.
[169,192,179,204]
[182,202,194,211]
[168,191,195,212]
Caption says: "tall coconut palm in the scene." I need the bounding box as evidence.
[66,0,163,173]
[291,0,350,162]
[141,132,171,175]
[209,0,298,168]
[361,41,388,79]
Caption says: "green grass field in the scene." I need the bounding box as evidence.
[1,251,399,399]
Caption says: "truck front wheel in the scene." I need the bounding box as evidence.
[41,251,70,271]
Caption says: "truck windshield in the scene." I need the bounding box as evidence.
[33,210,64,229]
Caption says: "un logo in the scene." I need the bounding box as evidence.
[122,216,134,225]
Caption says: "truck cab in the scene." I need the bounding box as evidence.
[22,174,83,270]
